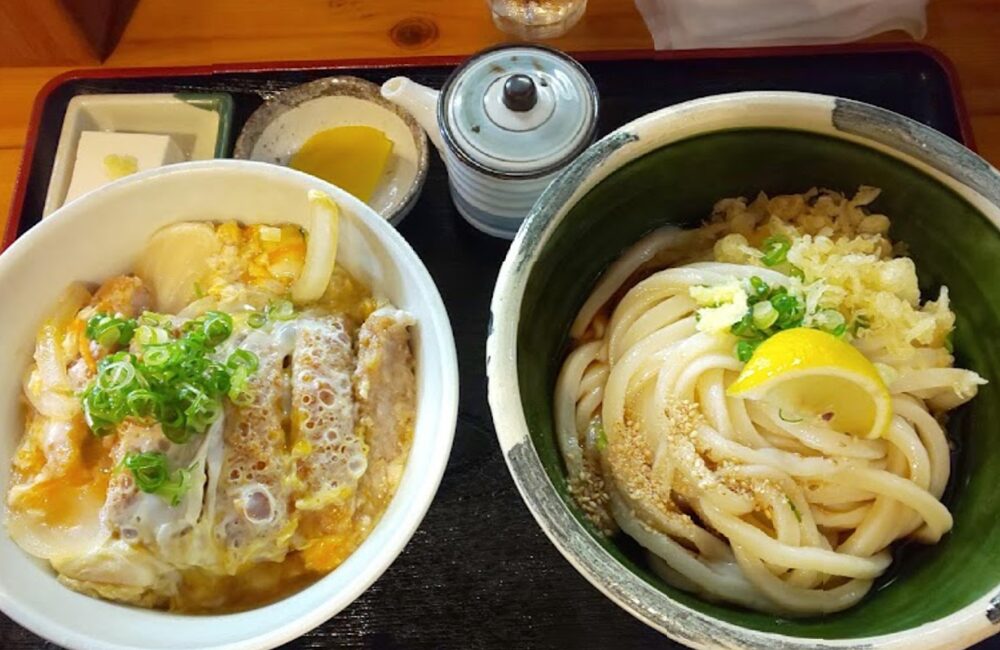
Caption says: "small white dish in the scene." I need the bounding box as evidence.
[0,160,458,650]
[43,93,233,217]
[233,77,429,226]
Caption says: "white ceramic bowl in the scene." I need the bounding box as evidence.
[0,160,458,650]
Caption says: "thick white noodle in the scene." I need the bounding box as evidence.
[554,230,971,616]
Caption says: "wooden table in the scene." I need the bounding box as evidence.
[0,0,998,240]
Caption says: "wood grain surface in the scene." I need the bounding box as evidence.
[0,0,98,66]
[0,0,999,240]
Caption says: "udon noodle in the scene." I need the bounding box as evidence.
[555,187,986,615]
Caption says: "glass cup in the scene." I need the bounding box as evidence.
[488,0,588,40]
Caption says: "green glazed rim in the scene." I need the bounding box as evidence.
[173,92,236,158]
[487,92,1000,650]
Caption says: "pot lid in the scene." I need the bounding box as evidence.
[440,45,599,178]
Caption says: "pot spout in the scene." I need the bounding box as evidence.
[381,76,445,154]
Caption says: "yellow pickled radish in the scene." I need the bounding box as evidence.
[289,126,393,203]
[727,327,893,439]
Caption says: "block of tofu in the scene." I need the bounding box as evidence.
[64,131,185,204]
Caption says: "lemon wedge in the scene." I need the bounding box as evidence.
[727,328,892,439]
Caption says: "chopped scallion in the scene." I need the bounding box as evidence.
[85,313,138,348]
[736,339,761,363]
[751,301,778,330]
[749,276,769,301]
[267,299,295,321]
[80,309,258,443]
[761,235,792,266]
[123,451,191,506]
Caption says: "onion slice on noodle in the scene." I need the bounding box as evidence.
[292,190,340,304]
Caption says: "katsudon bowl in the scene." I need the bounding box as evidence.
[487,93,1000,649]
[0,160,458,650]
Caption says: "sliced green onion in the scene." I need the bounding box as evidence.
[124,451,168,493]
[787,265,806,281]
[247,311,266,328]
[86,313,138,347]
[202,364,231,394]
[730,314,758,339]
[736,339,761,363]
[135,324,170,346]
[267,299,295,321]
[123,451,191,506]
[751,301,778,330]
[126,389,159,418]
[761,235,792,266]
[139,312,172,328]
[142,345,174,368]
[227,349,259,372]
[81,305,256,442]
[230,388,254,407]
[81,387,120,436]
[96,360,137,392]
[779,408,804,423]
[185,398,222,433]
[157,467,192,507]
[158,401,187,430]
[199,311,233,347]
[162,424,193,445]
[771,293,805,329]
[749,276,769,301]
[227,366,252,406]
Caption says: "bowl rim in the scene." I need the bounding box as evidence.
[0,159,459,650]
[486,91,1000,649]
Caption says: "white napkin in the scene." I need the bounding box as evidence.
[635,0,929,50]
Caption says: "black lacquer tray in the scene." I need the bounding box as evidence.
[1,43,977,650]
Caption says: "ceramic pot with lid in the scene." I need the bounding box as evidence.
[381,45,599,239]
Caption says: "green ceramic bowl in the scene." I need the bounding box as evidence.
[486,92,1000,649]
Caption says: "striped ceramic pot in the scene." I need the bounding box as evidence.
[381,44,598,239]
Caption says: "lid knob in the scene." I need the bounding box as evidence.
[502,74,538,112]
